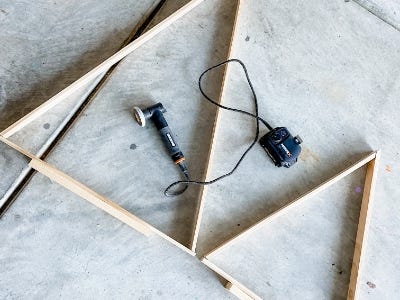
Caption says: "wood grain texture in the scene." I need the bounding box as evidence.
[0,0,205,138]
[347,150,381,300]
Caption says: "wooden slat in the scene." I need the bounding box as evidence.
[29,158,152,236]
[201,257,262,300]
[189,0,241,252]
[225,282,254,300]
[1,136,196,254]
[0,135,35,159]
[0,0,205,138]
[347,150,381,300]
[148,225,196,256]
[205,151,378,258]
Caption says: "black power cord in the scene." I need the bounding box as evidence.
[164,59,272,196]
[164,161,190,197]
[198,59,273,131]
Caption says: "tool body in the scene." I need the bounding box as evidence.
[133,103,189,196]
[133,103,185,164]
[259,127,302,168]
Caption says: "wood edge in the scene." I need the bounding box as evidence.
[148,225,196,256]
[189,0,242,252]
[28,158,153,236]
[0,0,205,138]
[1,134,196,255]
[0,135,35,159]
[225,281,254,300]
[205,151,378,258]
[347,150,381,300]
[201,257,262,300]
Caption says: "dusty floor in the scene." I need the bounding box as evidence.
[1,0,399,299]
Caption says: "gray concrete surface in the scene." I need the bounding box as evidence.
[209,168,367,299]
[197,0,400,298]
[0,0,160,205]
[0,171,233,299]
[21,0,236,246]
[0,77,104,207]
[1,0,400,299]
[354,0,400,31]
[0,0,158,130]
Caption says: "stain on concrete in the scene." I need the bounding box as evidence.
[366,281,376,289]
[385,165,391,172]
[130,143,137,150]
[355,186,362,193]
[325,81,346,103]
[321,80,347,103]
[43,123,50,129]
[331,263,344,275]
[263,17,275,37]
[299,147,320,162]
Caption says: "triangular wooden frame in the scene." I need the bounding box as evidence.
[202,150,381,300]
[0,0,208,256]
[0,0,242,255]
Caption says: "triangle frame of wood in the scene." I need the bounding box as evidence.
[202,150,381,300]
[0,0,208,256]
[0,0,243,256]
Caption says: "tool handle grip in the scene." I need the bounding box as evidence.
[152,110,184,163]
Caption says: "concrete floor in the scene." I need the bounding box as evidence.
[1,0,400,299]
[0,0,160,206]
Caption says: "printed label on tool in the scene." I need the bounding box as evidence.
[166,133,176,147]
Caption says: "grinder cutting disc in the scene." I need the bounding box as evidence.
[133,107,146,127]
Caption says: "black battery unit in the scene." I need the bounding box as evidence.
[259,127,302,168]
